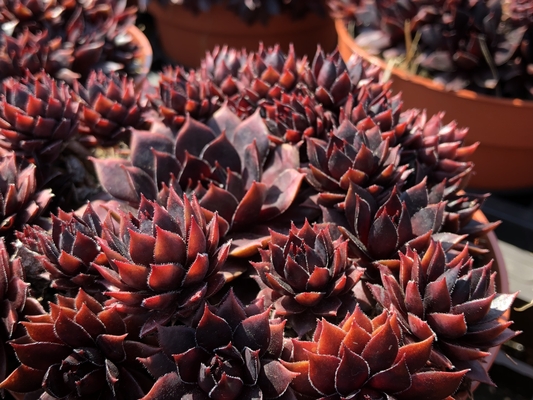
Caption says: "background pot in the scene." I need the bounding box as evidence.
[148,2,337,69]
[335,19,533,192]
[128,25,153,89]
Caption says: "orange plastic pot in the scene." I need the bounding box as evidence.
[335,18,533,192]
[148,2,337,69]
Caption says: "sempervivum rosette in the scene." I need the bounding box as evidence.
[262,92,336,144]
[252,221,364,336]
[74,71,146,147]
[201,45,247,95]
[140,290,298,400]
[0,239,45,383]
[334,180,469,270]
[0,239,45,339]
[0,72,80,163]
[92,107,308,255]
[339,88,477,191]
[0,30,74,81]
[149,66,226,130]
[305,119,409,208]
[92,188,231,336]
[0,289,159,399]
[393,110,478,189]
[16,203,107,297]
[0,151,52,237]
[369,239,520,385]
[283,307,468,399]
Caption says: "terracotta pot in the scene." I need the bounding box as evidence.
[148,2,337,69]
[335,18,533,192]
[128,25,153,89]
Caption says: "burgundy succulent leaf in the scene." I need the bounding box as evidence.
[16,203,107,298]
[0,151,52,237]
[368,239,520,385]
[140,289,298,400]
[0,71,81,163]
[74,70,147,147]
[92,188,231,337]
[0,289,158,398]
[252,221,364,336]
[283,306,468,399]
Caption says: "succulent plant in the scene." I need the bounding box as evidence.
[74,70,146,147]
[252,221,364,336]
[369,239,520,385]
[16,203,106,298]
[140,289,298,400]
[149,66,226,130]
[283,307,469,399]
[305,118,409,208]
[0,288,159,398]
[0,238,45,384]
[91,188,232,337]
[0,0,141,81]
[0,71,81,163]
[0,151,52,237]
[330,0,533,99]
[152,44,385,145]
[331,182,449,269]
[339,91,478,191]
[0,239,44,338]
[0,30,74,81]
[92,108,309,255]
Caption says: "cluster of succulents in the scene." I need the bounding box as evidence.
[328,0,533,99]
[0,0,141,82]
[0,7,521,397]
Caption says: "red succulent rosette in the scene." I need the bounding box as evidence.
[283,306,469,399]
[150,66,226,130]
[92,188,231,336]
[305,118,409,207]
[140,290,298,400]
[369,239,520,385]
[0,289,159,399]
[333,181,460,269]
[0,151,52,237]
[92,108,309,255]
[252,221,364,336]
[74,70,146,147]
[0,238,44,339]
[16,203,107,297]
[0,72,80,163]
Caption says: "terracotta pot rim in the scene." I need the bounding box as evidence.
[469,210,510,392]
[128,25,152,86]
[335,19,533,110]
